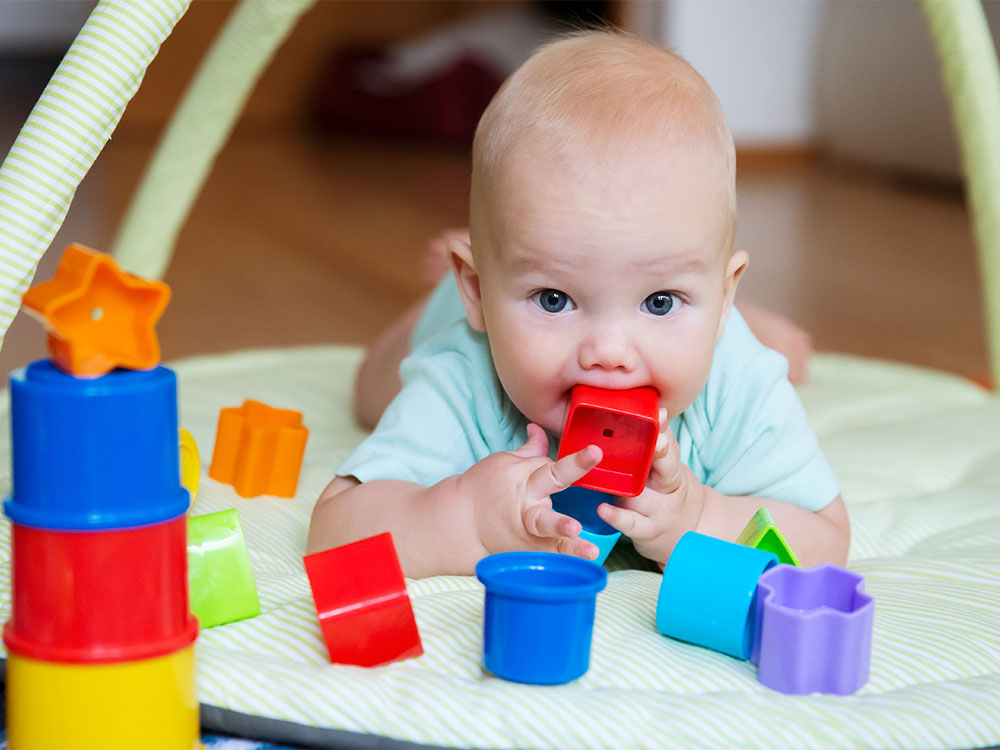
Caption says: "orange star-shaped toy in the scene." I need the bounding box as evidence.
[21,243,171,377]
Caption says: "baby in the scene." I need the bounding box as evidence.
[308,31,849,578]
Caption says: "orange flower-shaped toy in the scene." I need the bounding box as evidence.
[209,400,309,498]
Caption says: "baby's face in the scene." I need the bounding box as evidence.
[471,138,744,437]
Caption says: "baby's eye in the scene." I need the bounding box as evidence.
[642,291,680,316]
[533,289,576,313]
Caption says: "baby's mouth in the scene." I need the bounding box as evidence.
[552,389,574,438]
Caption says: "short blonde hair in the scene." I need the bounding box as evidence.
[470,30,736,249]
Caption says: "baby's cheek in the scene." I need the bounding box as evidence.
[496,369,562,431]
[654,352,713,415]
[525,386,569,435]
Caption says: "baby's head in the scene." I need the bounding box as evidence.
[450,30,747,436]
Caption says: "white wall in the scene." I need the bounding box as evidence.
[651,0,1000,178]
[816,0,996,180]
[656,0,825,147]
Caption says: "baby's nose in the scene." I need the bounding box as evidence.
[579,327,638,372]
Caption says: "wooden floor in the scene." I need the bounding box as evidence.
[0,119,987,386]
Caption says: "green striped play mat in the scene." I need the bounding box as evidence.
[1,0,999,746]
[3,344,996,749]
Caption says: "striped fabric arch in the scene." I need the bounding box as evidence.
[923,0,1000,387]
[0,0,313,351]
[110,0,315,280]
[0,0,189,350]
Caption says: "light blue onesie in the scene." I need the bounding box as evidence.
[339,276,839,512]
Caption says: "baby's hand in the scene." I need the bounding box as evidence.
[458,423,602,560]
[596,409,705,565]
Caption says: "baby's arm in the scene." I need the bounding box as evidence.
[698,490,848,567]
[353,299,427,430]
[307,424,602,578]
[597,414,849,568]
[307,475,480,578]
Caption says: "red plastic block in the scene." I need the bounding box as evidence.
[304,532,423,667]
[556,385,659,497]
[5,517,198,664]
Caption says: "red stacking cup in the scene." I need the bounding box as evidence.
[4,514,198,663]
[557,385,660,497]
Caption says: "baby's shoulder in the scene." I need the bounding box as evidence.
[690,308,793,427]
[400,319,521,436]
[401,318,494,385]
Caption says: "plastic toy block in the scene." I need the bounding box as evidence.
[209,399,308,498]
[736,507,800,566]
[5,361,189,531]
[304,532,423,667]
[657,531,778,660]
[188,509,260,629]
[751,564,874,695]
[550,485,620,565]
[5,516,198,663]
[6,645,199,749]
[21,243,170,377]
[179,428,200,500]
[476,551,606,685]
[556,385,659,497]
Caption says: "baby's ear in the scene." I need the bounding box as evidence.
[449,235,487,332]
[717,250,749,340]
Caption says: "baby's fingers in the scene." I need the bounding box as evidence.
[512,423,551,459]
[523,503,581,540]
[648,422,682,494]
[552,534,600,561]
[597,503,655,541]
[523,506,599,560]
[656,407,668,441]
[528,444,602,498]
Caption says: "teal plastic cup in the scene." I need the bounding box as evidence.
[551,486,620,565]
[656,531,778,659]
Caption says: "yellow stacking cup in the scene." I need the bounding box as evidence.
[6,644,199,749]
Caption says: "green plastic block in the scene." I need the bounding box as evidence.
[735,507,801,566]
[188,509,261,628]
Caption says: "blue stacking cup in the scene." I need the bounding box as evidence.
[551,486,621,565]
[656,531,778,659]
[476,551,607,685]
[5,360,189,530]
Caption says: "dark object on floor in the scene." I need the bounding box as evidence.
[315,45,502,146]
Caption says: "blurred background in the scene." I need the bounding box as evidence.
[0,0,997,385]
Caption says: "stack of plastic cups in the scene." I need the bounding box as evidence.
[4,361,199,749]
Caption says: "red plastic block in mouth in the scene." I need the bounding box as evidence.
[556,385,659,497]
